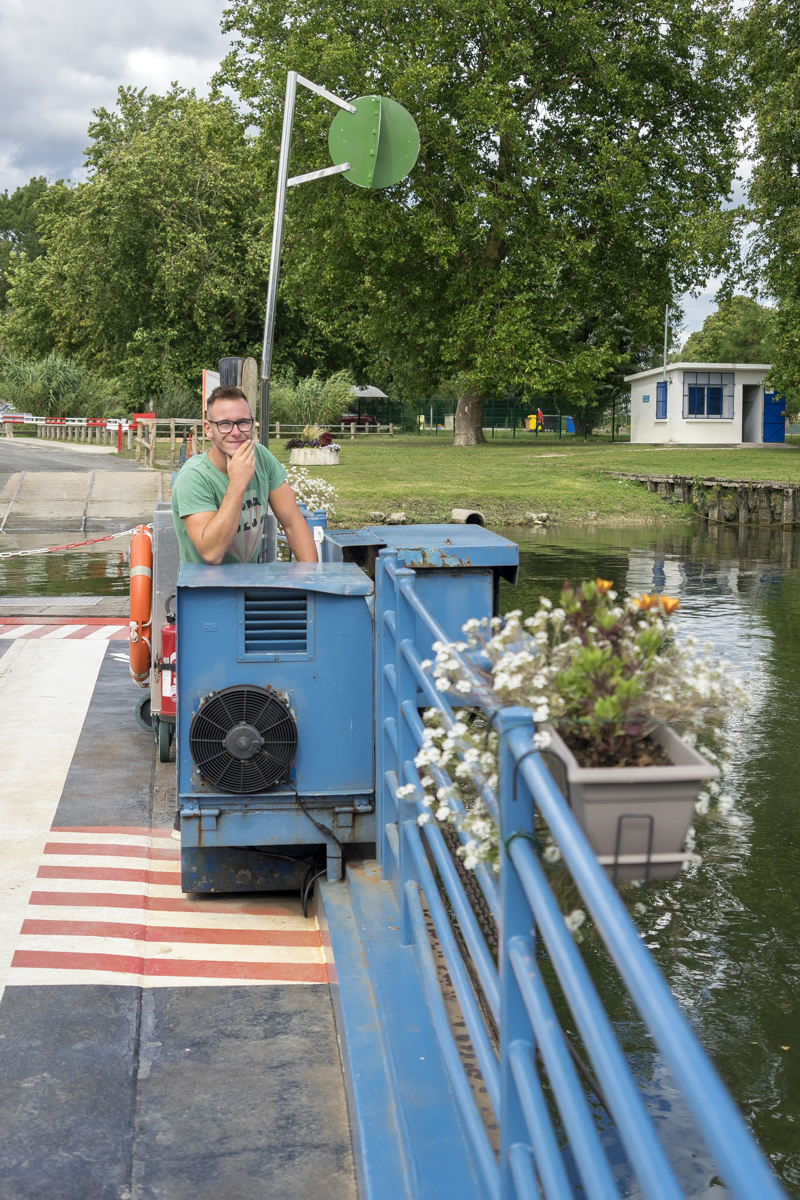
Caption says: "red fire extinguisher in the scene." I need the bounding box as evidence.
[160,622,176,716]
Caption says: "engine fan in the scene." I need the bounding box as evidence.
[189,684,297,794]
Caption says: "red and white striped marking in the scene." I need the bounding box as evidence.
[0,621,128,641]
[8,827,327,987]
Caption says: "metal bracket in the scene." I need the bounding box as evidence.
[180,802,221,832]
[287,162,351,188]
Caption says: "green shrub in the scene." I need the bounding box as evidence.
[0,351,129,417]
[270,368,354,428]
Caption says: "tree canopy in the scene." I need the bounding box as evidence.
[218,0,742,439]
[680,295,776,363]
[0,0,746,420]
[0,175,50,309]
[741,0,800,393]
[1,90,274,401]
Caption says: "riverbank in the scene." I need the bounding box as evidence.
[268,437,800,526]
[92,434,800,525]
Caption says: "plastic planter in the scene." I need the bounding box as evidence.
[542,724,718,881]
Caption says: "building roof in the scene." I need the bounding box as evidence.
[350,385,388,399]
[624,362,772,383]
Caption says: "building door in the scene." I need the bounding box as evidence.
[763,393,786,443]
[742,384,760,441]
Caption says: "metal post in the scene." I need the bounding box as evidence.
[663,304,670,382]
[559,397,563,440]
[260,70,298,452]
[496,707,537,1200]
[612,394,616,443]
[375,550,398,879]
[394,567,419,944]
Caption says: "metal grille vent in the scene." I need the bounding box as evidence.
[244,589,307,655]
[189,684,297,793]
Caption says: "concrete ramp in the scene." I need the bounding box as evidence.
[0,471,170,531]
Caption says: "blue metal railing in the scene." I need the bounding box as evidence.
[374,547,786,1200]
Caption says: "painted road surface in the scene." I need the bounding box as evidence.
[0,631,356,1200]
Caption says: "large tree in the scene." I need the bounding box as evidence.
[218,0,742,443]
[2,90,286,400]
[741,0,800,393]
[0,176,50,310]
[681,295,777,362]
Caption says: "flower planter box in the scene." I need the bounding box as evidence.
[289,447,339,466]
[542,724,718,881]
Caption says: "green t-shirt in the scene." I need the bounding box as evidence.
[171,444,288,564]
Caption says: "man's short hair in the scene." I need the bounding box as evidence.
[206,386,249,414]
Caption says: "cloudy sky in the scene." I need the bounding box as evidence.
[0,0,732,340]
[0,0,230,191]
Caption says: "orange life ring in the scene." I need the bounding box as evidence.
[129,524,152,686]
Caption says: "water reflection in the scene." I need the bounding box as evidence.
[498,522,800,1192]
[0,529,130,597]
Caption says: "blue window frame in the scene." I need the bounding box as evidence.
[683,372,734,419]
[687,386,705,416]
[656,381,667,419]
[707,386,723,416]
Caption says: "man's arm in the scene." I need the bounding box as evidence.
[183,441,255,565]
[269,481,318,562]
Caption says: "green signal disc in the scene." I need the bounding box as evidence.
[328,96,419,189]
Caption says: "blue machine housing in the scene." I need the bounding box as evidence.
[176,561,374,890]
[323,523,519,649]
[176,528,519,893]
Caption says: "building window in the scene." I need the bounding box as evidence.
[656,381,667,419]
[683,372,734,419]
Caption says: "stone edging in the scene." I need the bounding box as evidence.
[611,472,800,527]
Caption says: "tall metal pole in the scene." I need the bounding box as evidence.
[663,304,670,381]
[260,71,298,449]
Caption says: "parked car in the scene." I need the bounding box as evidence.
[340,412,378,426]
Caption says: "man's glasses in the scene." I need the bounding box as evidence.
[207,418,255,434]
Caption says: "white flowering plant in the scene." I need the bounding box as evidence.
[412,578,745,879]
[286,466,338,516]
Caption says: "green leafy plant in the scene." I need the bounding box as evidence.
[270,368,354,428]
[411,580,745,873]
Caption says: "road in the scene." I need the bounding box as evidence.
[0,438,147,475]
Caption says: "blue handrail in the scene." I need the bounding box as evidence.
[374,547,786,1200]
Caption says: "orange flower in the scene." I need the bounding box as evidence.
[595,578,614,594]
[659,595,680,615]
[633,594,659,610]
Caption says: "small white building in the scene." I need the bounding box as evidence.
[624,362,782,445]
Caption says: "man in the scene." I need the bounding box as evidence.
[171,386,318,564]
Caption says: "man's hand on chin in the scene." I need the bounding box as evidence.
[227,439,256,490]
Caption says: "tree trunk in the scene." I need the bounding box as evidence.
[454,385,486,446]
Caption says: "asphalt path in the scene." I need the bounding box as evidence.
[0,439,147,474]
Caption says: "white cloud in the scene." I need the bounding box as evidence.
[0,0,231,193]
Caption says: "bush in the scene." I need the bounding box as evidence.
[0,351,129,417]
[152,378,200,419]
[270,368,353,427]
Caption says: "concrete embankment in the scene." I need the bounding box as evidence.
[0,470,171,531]
[614,471,800,528]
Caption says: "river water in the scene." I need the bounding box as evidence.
[498,522,800,1195]
[1,520,798,1191]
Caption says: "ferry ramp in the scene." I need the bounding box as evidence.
[0,470,172,532]
[0,626,356,1200]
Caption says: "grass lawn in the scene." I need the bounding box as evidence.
[124,432,800,526]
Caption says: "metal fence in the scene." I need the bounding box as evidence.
[374,549,785,1200]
